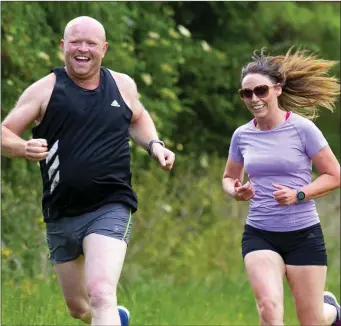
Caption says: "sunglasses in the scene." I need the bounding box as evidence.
[238,84,278,100]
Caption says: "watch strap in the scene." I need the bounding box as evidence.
[147,139,165,156]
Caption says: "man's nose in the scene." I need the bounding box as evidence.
[78,42,89,52]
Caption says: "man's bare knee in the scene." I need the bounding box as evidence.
[69,307,90,320]
[257,297,283,325]
[65,298,91,321]
[87,280,117,310]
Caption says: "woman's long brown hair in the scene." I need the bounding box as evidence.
[241,47,340,119]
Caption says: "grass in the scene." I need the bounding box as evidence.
[2,268,340,326]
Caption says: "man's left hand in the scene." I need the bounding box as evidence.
[152,143,175,171]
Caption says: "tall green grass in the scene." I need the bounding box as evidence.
[2,270,340,325]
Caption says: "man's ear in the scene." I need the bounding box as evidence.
[102,42,108,58]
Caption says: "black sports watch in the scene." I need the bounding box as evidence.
[296,189,305,202]
[147,139,165,156]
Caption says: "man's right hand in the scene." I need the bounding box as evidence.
[25,139,49,161]
[234,179,255,201]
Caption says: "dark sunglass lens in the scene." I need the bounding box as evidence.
[240,89,253,99]
[254,85,269,97]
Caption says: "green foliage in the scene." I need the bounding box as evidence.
[168,1,340,155]
[2,2,339,158]
[1,0,340,303]
[1,173,48,279]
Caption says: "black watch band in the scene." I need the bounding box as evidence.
[147,139,165,156]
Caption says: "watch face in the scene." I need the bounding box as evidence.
[297,191,305,200]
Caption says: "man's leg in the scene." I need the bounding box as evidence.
[54,255,91,323]
[83,233,127,326]
[54,254,130,325]
[47,203,131,326]
[46,217,91,323]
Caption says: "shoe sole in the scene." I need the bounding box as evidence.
[325,291,340,308]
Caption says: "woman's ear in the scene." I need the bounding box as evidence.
[276,83,282,97]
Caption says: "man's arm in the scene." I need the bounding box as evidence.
[129,101,160,150]
[112,72,164,152]
[116,75,160,150]
[112,71,175,170]
[1,74,55,160]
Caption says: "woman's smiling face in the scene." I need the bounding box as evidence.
[240,73,282,119]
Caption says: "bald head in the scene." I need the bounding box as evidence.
[61,16,109,80]
[63,16,106,42]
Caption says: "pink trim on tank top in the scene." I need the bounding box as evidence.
[254,111,291,127]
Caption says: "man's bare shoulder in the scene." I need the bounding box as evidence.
[22,73,56,123]
[108,69,137,93]
[29,73,56,93]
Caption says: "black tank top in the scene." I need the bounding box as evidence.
[32,67,138,221]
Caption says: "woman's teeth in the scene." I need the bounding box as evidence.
[253,105,265,110]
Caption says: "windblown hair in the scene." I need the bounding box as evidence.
[241,47,340,119]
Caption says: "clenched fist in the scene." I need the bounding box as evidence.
[234,179,255,201]
[151,143,175,172]
[25,138,49,161]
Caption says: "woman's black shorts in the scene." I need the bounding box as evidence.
[241,223,327,266]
